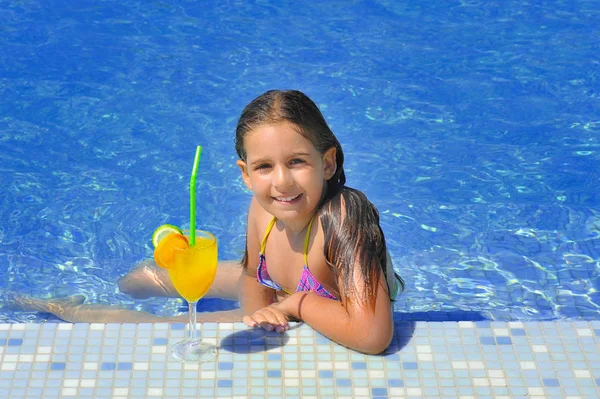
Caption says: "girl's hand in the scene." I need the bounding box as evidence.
[243,303,291,334]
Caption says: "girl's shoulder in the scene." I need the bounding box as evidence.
[319,186,379,220]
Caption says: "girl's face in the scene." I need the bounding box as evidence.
[237,122,336,228]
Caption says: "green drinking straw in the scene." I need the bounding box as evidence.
[189,145,202,246]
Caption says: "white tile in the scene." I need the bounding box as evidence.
[368,370,385,378]
[147,388,163,396]
[473,377,489,387]
[81,379,96,388]
[284,370,299,378]
[354,387,370,396]
[301,370,316,378]
[468,361,484,369]
[61,388,77,396]
[490,378,507,387]
[451,361,468,369]
[531,345,548,353]
[520,361,536,369]
[527,387,545,395]
[406,388,422,396]
[83,362,98,370]
[574,370,591,378]
[333,361,350,369]
[134,362,149,370]
[488,370,505,378]
[113,388,129,395]
[199,370,215,379]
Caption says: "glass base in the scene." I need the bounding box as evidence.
[170,339,218,364]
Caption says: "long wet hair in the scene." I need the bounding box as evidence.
[235,90,403,305]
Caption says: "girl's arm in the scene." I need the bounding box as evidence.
[276,268,394,355]
[237,197,278,315]
[275,187,397,354]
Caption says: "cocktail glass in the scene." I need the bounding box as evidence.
[168,230,218,363]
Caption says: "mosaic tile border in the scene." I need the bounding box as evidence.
[1,320,599,398]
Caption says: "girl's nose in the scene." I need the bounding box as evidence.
[272,165,292,190]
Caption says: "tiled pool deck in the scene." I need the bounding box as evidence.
[1,318,600,399]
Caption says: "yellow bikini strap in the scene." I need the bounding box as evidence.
[259,217,277,254]
[303,216,316,266]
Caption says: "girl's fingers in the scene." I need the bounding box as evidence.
[242,315,257,327]
[258,307,289,332]
[244,306,290,333]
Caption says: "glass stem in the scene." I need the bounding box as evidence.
[188,302,198,341]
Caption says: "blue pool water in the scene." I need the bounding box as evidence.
[1,0,599,323]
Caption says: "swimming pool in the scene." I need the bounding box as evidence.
[1,0,598,323]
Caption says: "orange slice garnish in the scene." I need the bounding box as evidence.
[153,233,189,268]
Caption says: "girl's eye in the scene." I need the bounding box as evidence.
[256,163,271,170]
[290,158,305,165]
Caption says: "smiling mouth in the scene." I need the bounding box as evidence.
[273,194,301,203]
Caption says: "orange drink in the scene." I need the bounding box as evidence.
[169,235,218,303]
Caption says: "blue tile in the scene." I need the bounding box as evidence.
[336,379,351,387]
[8,338,23,346]
[153,338,168,345]
[388,379,404,387]
[479,337,495,345]
[403,362,418,370]
[219,362,234,370]
[50,363,65,371]
[542,378,560,387]
[171,323,185,330]
[372,387,388,396]
[319,370,333,378]
[267,370,281,378]
[101,362,116,371]
[496,337,512,345]
[267,354,281,361]
[352,362,367,370]
[218,380,233,388]
[117,362,132,370]
[511,328,526,336]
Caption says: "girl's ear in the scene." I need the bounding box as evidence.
[236,160,252,190]
[323,147,337,180]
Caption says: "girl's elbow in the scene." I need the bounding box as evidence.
[353,324,394,355]
[361,331,393,355]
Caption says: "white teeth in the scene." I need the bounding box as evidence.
[275,194,299,202]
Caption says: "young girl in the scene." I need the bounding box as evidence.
[13,90,403,355]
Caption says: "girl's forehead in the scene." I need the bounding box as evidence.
[245,123,316,151]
